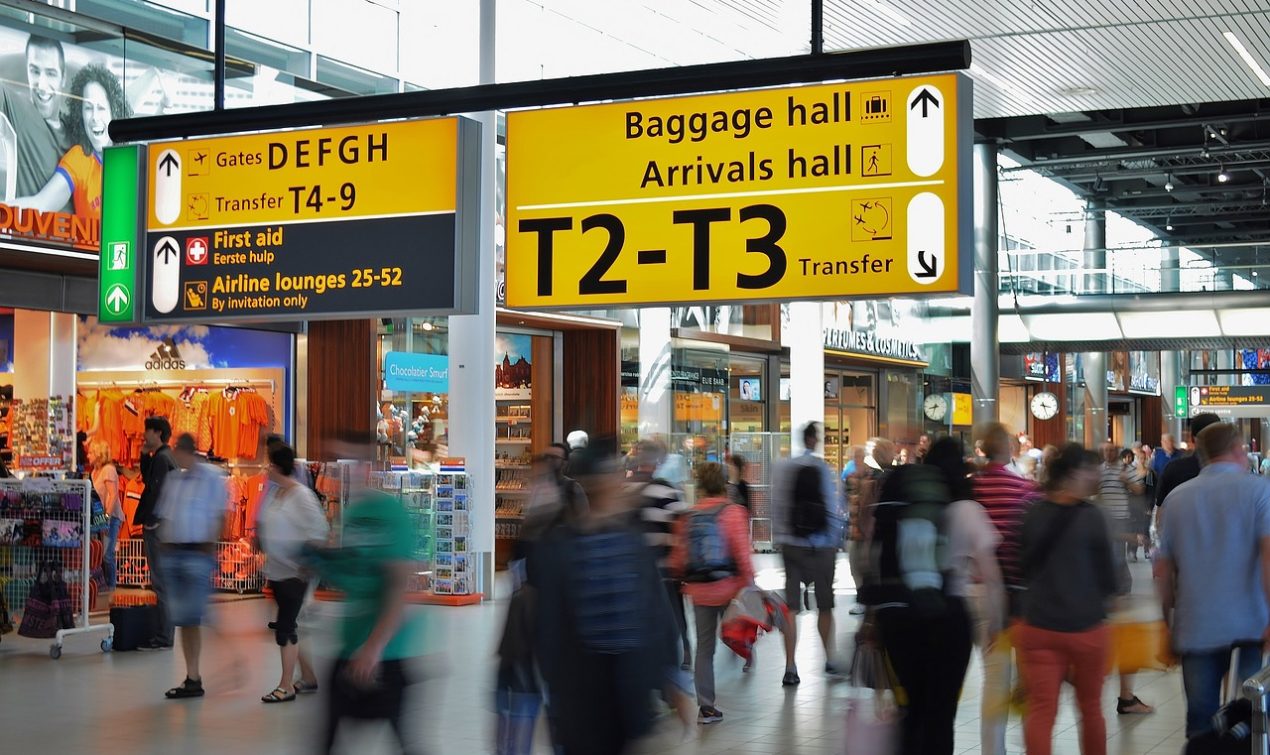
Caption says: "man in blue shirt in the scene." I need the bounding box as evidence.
[771,422,844,685]
[1158,422,1270,737]
[1150,433,1179,481]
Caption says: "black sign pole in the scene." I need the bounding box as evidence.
[811,0,824,56]
[213,0,226,111]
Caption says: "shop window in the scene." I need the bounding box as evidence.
[671,304,774,342]
[728,356,766,435]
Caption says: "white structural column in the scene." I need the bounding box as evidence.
[446,0,497,598]
[638,308,673,437]
[971,142,1000,425]
[788,301,824,455]
[1161,246,1180,293]
[1084,351,1108,447]
[1083,199,1107,294]
[1160,350,1182,440]
[13,309,76,402]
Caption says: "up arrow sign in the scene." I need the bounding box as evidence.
[909,87,940,118]
[158,149,180,176]
[105,284,129,315]
[156,237,179,264]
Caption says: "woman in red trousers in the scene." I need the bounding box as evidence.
[1015,443,1119,755]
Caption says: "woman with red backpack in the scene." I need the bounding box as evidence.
[671,461,790,725]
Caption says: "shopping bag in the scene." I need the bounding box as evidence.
[1110,620,1175,674]
[844,696,897,754]
[18,562,70,639]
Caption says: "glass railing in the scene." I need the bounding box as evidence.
[999,243,1270,296]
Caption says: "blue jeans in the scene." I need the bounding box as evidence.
[1181,645,1264,737]
[163,549,215,627]
[103,518,122,589]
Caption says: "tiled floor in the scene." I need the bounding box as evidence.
[0,555,1188,754]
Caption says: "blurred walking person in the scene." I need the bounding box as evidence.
[971,422,1039,755]
[158,433,227,699]
[632,439,693,669]
[258,442,328,703]
[496,444,583,755]
[845,438,893,615]
[528,446,678,753]
[1015,444,1118,755]
[863,438,1001,755]
[672,462,791,724]
[309,433,425,754]
[771,422,845,685]
[1095,444,1152,716]
[1157,422,1270,739]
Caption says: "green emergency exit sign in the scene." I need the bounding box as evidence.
[1174,385,1189,420]
[99,144,143,323]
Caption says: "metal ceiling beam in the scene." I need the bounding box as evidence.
[1106,201,1269,215]
[983,104,1270,143]
[1046,159,1270,182]
[1002,139,1270,171]
[111,40,971,141]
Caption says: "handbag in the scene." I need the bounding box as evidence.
[17,561,75,639]
[1110,619,1175,674]
[0,585,13,635]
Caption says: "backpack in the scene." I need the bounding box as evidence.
[683,503,738,583]
[861,465,953,617]
[790,462,827,538]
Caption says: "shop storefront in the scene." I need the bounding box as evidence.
[375,311,620,571]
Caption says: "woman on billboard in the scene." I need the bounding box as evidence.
[15,62,129,218]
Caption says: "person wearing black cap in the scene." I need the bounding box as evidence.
[1153,413,1222,530]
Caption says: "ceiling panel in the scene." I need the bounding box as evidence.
[820,0,1270,118]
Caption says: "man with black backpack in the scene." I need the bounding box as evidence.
[772,422,845,686]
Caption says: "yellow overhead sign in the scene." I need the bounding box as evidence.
[506,73,971,308]
[146,119,457,230]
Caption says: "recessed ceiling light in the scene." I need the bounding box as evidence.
[1224,31,1270,88]
[969,63,1016,92]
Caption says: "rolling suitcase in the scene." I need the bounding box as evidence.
[109,604,157,651]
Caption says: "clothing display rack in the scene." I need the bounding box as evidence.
[0,477,113,658]
[77,378,276,391]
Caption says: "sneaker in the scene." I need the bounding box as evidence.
[849,604,867,615]
[782,670,801,686]
[1117,696,1154,715]
[698,706,723,724]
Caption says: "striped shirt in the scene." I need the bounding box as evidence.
[634,477,689,574]
[1097,462,1131,521]
[972,463,1040,590]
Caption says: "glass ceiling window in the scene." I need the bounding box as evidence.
[495,0,805,82]
[225,0,309,49]
[311,0,398,76]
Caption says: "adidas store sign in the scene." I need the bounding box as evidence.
[146,338,187,371]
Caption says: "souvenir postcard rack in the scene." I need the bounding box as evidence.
[0,477,113,658]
